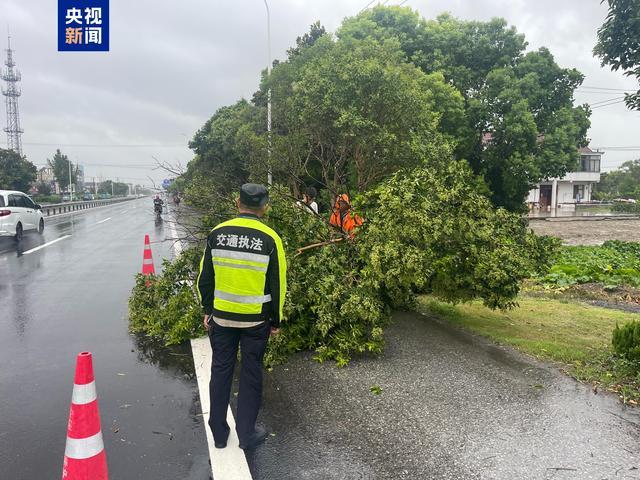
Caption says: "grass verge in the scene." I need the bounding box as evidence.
[417,295,640,405]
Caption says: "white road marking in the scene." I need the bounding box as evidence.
[95,217,112,225]
[168,216,183,255]
[22,235,71,255]
[191,337,252,480]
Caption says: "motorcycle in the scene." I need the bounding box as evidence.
[154,203,163,222]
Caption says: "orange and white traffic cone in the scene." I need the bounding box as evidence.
[61,352,108,480]
[142,234,155,277]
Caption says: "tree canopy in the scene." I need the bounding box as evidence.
[98,180,129,196]
[191,8,591,211]
[594,159,640,200]
[0,149,37,192]
[338,8,591,211]
[48,149,78,191]
[595,0,640,110]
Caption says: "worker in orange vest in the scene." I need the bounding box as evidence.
[329,193,362,236]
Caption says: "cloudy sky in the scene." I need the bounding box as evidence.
[1,0,639,187]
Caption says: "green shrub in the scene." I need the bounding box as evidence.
[128,246,204,345]
[356,161,557,310]
[34,195,62,204]
[611,202,640,214]
[534,241,640,289]
[612,321,640,362]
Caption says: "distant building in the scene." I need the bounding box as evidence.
[527,147,603,211]
[77,164,85,190]
[37,166,58,193]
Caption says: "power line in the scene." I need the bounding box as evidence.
[358,0,377,13]
[591,98,628,109]
[580,85,635,92]
[576,90,631,95]
[588,95,626,106]
[23,142,187,148]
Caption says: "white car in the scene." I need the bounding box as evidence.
[0,190,45,241]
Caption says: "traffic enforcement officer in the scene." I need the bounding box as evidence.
[197,183,287,450]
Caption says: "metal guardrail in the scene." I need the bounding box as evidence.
[40,196,137,217]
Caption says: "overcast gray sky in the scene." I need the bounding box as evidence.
[1,0,639,187]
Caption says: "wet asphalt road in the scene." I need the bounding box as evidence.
[0,199,208,479]
[253,311,640,480]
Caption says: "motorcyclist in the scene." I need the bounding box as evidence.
[153,194,164,214]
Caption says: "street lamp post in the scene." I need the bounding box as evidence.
[68,159,73,201]
[263,0,273,186]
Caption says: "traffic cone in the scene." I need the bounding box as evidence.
[62,352,108,480]
[142,234,155,276]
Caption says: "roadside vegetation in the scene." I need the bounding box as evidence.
[532,241,640,289]
[612,202,640,214]
[593,159,640,202]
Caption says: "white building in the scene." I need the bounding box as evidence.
[527,147,602,211]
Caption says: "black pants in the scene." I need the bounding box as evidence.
[208,321,270,444]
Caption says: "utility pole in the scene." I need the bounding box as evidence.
[68,158,73,201]
[2,35,24,156]
[263,0,272,186]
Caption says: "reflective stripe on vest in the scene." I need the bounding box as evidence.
[211,249,269,264]
[214,290,271,304]
[212,260,267,272]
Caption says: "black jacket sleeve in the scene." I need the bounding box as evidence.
[196,237,215,315]
[266,245,282,328]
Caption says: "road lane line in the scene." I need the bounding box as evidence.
[22,235,71,255]
[191,337,252,480]
[168,217,183,255]
[95,217,112,225]
[172,215,251,480]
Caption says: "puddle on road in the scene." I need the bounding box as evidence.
[132,333,196,379]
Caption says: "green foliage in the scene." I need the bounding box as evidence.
[286,21,327,60]
[98,180,129,196]
[611,201,640,214]
[48,149,78,190]
[534,241,640,288]
[370,385,383,395]
[612,321,640,362]
[357,160,556,310]
[594,160,640,200]
[0,148,37,192]
[128,168,554,366]
[594,0,640,110]
[128,247,204,345]
[186,100,260,195]
[254,31,462,194]
[36,182,52,196]
[33,194,62,204]
[264,186,388,367]
[340,7,590,211]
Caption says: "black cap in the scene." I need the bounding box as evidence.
[240,183,269,207]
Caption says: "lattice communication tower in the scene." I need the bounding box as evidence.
[2,36,23,155]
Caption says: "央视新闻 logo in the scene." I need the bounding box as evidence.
[58,0,109,52]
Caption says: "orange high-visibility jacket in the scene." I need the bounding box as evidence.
[329,194,363,235]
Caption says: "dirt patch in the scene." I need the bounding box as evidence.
[525,283,640,314]
[529,218,640,245]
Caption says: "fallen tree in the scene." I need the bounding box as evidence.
[129,159,556,366]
